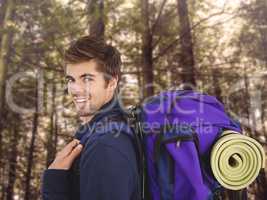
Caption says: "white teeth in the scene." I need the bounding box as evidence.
[76,99,86,103]
[75,98,87,103]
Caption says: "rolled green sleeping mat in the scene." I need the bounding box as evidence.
[210,130,265,190]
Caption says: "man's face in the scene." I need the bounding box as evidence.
[65,60,117,120]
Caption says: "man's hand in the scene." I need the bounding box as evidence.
[48,139,83,170]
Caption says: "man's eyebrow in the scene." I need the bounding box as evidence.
[65,75,74,80]
[80,73,95,78]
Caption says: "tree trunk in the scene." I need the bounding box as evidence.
[141,0,154,99]
[176,0,196,89]
[24,75,39,200]
[54,111,58,155]
[257,0,267,66]
[6,122,19,200]
[0,1,14,198]
[87,0,105,39]
[243,67,251,135]
[0,131,3,200]
[46,73,57,168]
[24,113,38,200]
[0,0,7,45]
[0,0,14,117]
[212,68,223,103]
[0,130,6,200]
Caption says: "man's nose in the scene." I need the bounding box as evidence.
[68,82,84,96]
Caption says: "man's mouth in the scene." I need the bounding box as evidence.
[74,97,88,103]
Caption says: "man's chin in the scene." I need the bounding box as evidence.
[78,111,94,117]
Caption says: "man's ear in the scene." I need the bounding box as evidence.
[108,76,118,91]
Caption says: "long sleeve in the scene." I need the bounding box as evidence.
[41,169,71,200]
[79,134,139,200]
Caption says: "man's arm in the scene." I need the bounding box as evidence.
[80,141,136,200]
[42,169,71,200]
[41,139,83,200]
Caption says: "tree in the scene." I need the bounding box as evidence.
[0,0,266,199]
[0,0,14,117]
[24,70,40,200]
[45,71,58,168]
[140,0,154,98]
[88,0,105,38]
[176,0,196,88]
[5,119,20,200]
[0,1,15,198]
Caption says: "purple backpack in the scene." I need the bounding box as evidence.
[128,90,243,200]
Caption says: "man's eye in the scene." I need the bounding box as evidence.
[83,77,92,82]
[66,79,73,84]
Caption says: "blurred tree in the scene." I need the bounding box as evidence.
[24,72,40,200]
[140,0,154,98]
[0,0,266,199]
[0,0,14,116]
[45,71,58,168]
[0,0,15,198]
[5,118,20,200]
[176,0,196,89]
[88,0,105,38]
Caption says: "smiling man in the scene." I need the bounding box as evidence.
[41,36,140,200]
[65,59,116,123]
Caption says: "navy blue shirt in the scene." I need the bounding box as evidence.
[42,97,140,200]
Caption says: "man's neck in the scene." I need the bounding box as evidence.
[79,95,115,125]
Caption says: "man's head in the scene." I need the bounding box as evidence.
[64,36,121,122]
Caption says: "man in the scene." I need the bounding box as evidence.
[42,36,140,200]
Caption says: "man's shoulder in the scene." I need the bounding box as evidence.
[90,113,133,145]
[84,130,136,157]
[79,132,138,174]
[81,118,137,158]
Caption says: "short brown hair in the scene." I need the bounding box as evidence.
[64,36,122,84]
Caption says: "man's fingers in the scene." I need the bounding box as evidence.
[66,139,80,150]
[49,142,83,170]
[66,144,83,163]
[60,139,80,157]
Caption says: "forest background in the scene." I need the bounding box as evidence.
[0,0,267,199]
